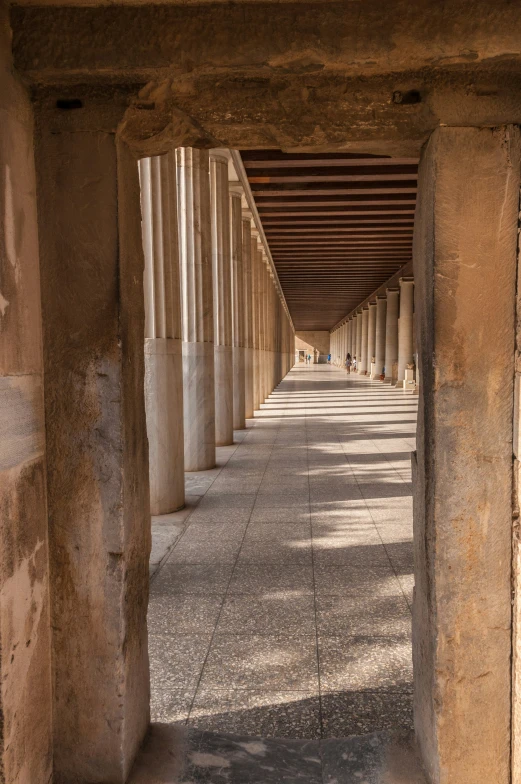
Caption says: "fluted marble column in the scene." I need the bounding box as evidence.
[251,230,261,410]
[140,153,185,514]
[373,294,387,378]
[242,212,254,418]
[230,186,245,430]
[384,287,399,383]
[177,147,215,470]
[396,276,415,387]
[359,307,369,374]
[356,310,363,369]
[367,301,377,376]
[210,152,233,446]
[350,316,356,359]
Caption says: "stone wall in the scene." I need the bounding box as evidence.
[295,331,330,361]
[0,8,53,783]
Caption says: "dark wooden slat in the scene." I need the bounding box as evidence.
[249,170,418,183]
[243,157,419,168]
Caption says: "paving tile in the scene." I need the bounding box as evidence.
[151,562,234,595]
[318,635,413,692]
[198,493,257,509]
[238,524,312,563]
[316,594,412,637]
[249,506,311,524]
[150,688,194,724]
[200,633,319,690]
[217,594,316,634]
[228,563,314,596]
[189,690,321,738]
[148,594,224,635]
[186,508,253,525]
[149,633,213,690]
[313,564,399,596]
[321,689,413,737]
[313,543,391,568]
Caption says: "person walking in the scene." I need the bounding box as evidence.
[345,352,352,374]
[327,353,331,364]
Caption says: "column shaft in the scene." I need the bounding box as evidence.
[374,295,387,378]
[140,153,185,514]
[242,214,254,418]
[384,288,399,382]
[359,307,369,374]
[355,311,363,369]
[367,302,377,376]
[414,125,520,784]
[210,152,233,446]
[178,148,215,470]
[36,109,149,781]
[230,189,245,430]
[1,52,53,781]
[396,276,415,386]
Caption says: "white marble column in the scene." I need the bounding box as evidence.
[373,294,387,379]
[384,287,399,383]
[396,275,415,388]
[139,152,185,514]
[359,306,369,374]
[251,230,261,410]
[355,310,363,369]
[242,212,254,418]
[210,151,233,446]
[177,147,216,470]
[367,301,377,377]
[230,186,246,430]
[349,316,356,359]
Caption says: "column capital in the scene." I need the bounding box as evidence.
[399,275,415,284]
[229,183,243,201]
[386,286,400,294]
[376,293,387,301]
[209,149,231,166]
[368,300,377,308]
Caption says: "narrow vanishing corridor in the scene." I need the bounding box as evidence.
[148,364,417,746]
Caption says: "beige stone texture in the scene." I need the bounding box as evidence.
[35,99,150,782]
[295,331,330,361]
[12,3,521,159]
[0,10,53,783]
[413,125,520,784]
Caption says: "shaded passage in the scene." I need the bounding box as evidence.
[148,364,417,739]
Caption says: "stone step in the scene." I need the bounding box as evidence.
[129,725,426,783]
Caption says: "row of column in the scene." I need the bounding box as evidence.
[330,275,415,388]
[139,148,294,514]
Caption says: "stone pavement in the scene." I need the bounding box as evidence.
[148,364,417,741]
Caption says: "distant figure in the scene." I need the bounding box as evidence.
[327,353,331,364]
[352,357,357,372]
[345,353,352,374]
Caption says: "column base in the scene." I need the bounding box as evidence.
[183,341,216,471]
[215,344,234,446]
[233,345,246,430]
[145,337,185,515]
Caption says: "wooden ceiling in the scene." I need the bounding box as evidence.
[240,151,418,332]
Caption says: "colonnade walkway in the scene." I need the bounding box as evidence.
[146,364,418,773]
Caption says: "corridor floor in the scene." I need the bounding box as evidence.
[148,364,417,742]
